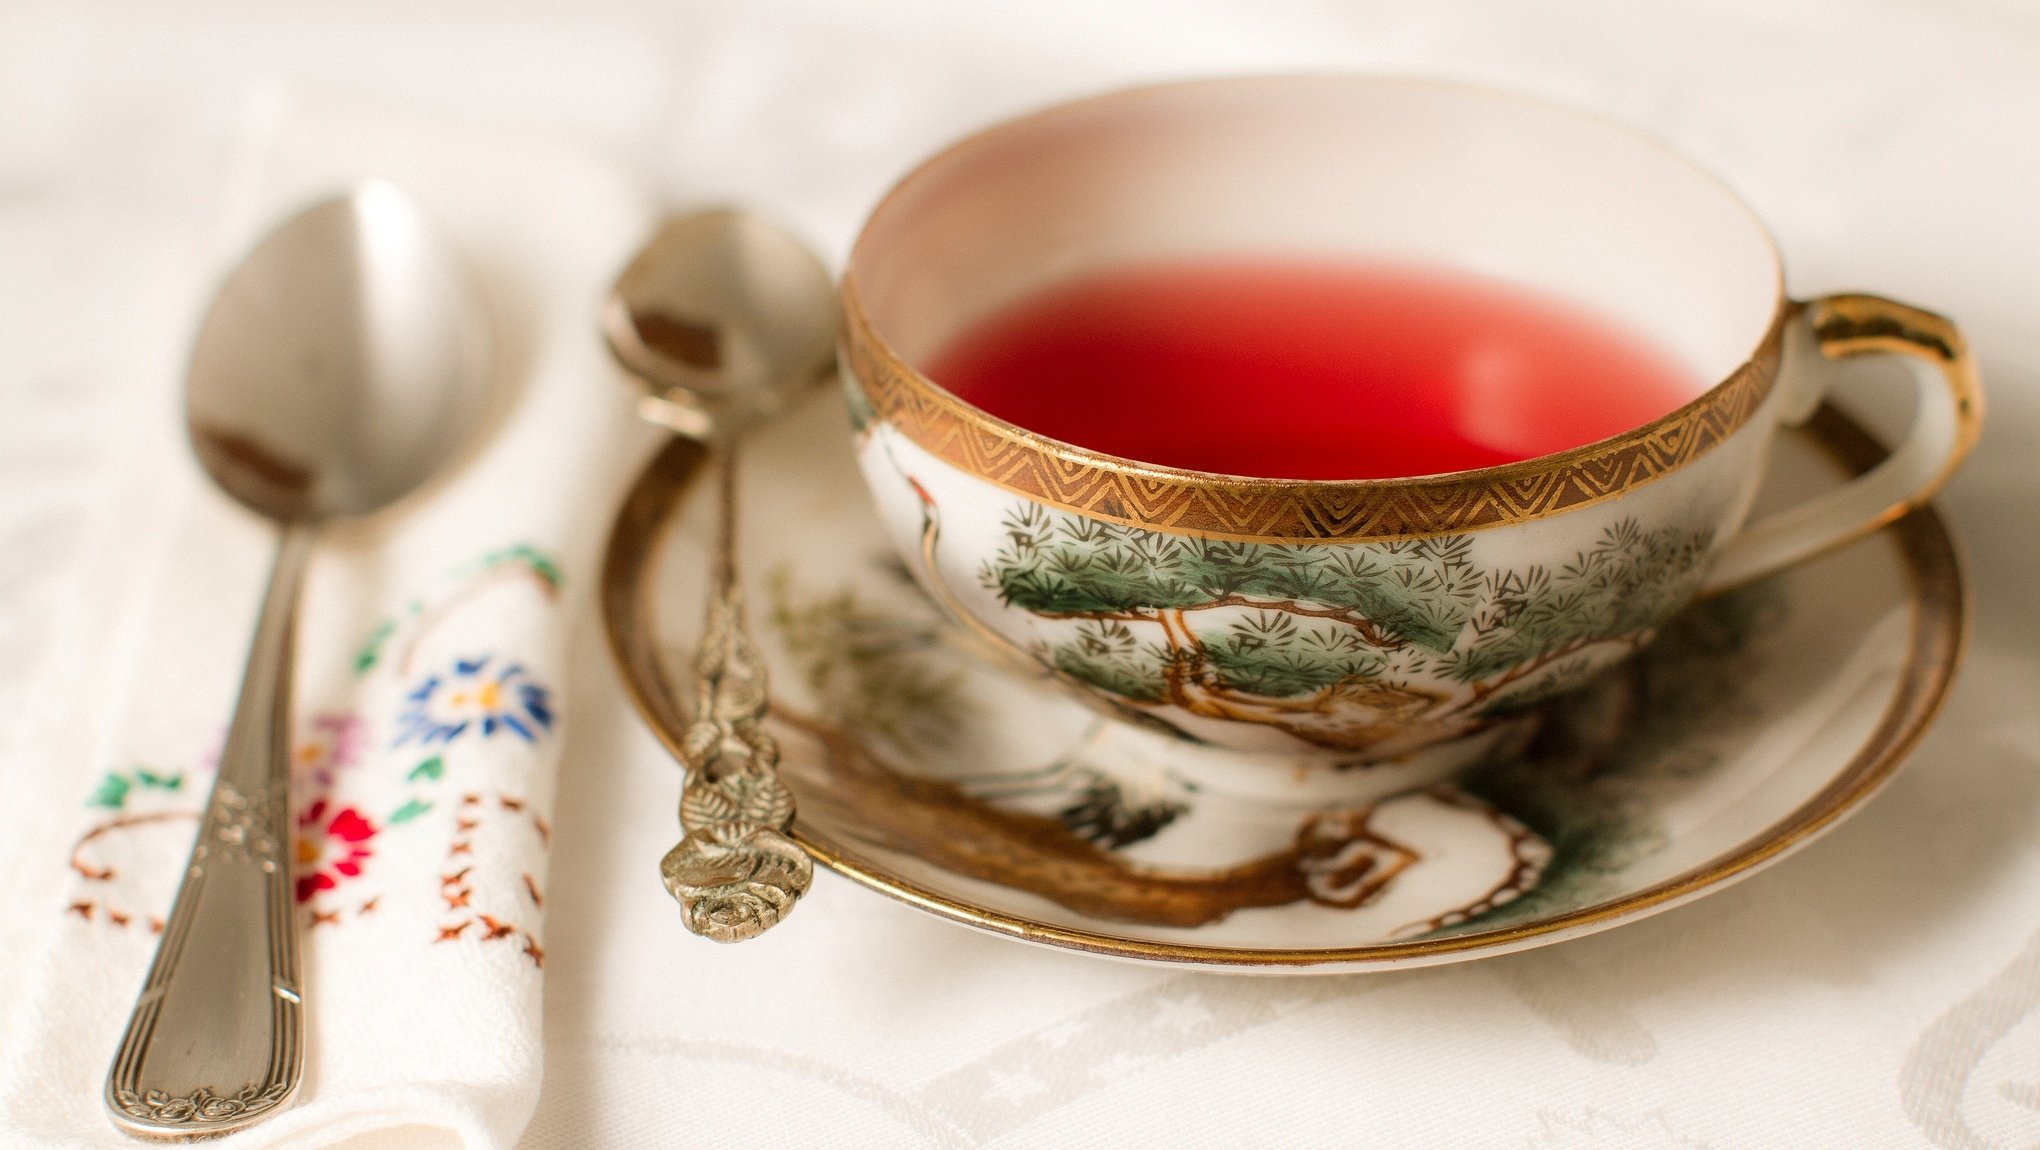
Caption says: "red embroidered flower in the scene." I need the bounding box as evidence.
[295,799,377,903]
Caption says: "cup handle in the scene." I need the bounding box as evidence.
[1699,293,1981,594]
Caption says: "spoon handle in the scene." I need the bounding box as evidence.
[659,441,813,941]
[106,523,313,1137]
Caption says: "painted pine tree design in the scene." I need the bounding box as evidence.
[979,505,1714,753]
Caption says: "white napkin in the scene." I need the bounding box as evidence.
[0,92,654,1148]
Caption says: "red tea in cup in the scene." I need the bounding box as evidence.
[927,259,1702,480]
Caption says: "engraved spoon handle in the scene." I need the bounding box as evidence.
[106,522,313,1137]
[658,440,813,942]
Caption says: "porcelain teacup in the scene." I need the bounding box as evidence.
[838,75,1978,803]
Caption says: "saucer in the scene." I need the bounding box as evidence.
[602,397,1964,973]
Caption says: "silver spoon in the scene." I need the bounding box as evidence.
[106,182,490,1139]
[604,208,837,942]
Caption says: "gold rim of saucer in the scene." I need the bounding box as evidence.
[602,403,1967,970]
[841,73,1794,545]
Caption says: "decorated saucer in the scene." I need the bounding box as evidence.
[602,394,1964,973]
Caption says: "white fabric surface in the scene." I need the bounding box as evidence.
[2,2,2039,1147]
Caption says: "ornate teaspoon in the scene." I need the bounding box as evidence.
[603,209,838,941]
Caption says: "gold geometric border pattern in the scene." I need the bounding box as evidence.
[842,277,1784,543]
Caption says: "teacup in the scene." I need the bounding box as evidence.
[838,75,1978,802]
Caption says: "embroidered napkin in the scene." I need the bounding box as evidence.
[0,92,655,1148]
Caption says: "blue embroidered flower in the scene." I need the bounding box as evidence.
[395,656,554,746]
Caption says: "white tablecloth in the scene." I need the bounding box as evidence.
[4,3,2039,1146]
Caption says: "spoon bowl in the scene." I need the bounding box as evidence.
[187,180,491,521]
[604,207,836,440]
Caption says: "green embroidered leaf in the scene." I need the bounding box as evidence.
[495,543,563,590]
[407,756,444,783]
[525,554,563,590]
[133,769,182,791]
[388,798,432,824]
[87,774,130,809]
[354,619,397,675]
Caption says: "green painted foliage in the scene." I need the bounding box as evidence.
[981,504,1480,652]
[1450,580,1787,933]
[981,503,1715,706]
[1052,619,1171,702]
[767,568,968,754]
[1202,610,1390,699]
[842,375,878,433]
[1435,517,1715,689]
